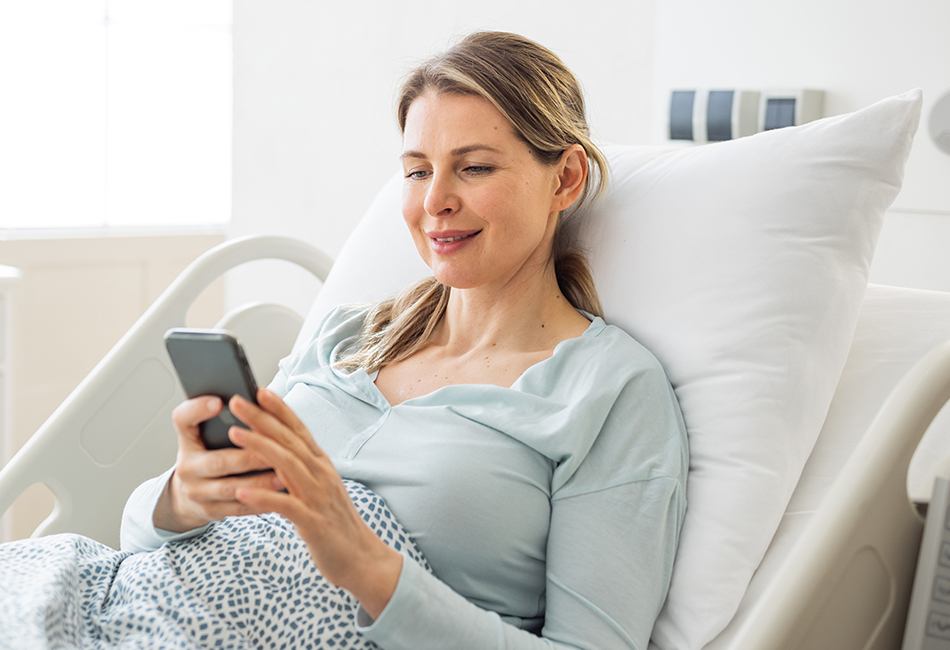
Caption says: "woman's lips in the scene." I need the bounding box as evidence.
[427,229,482,240]
[428,230,481,254]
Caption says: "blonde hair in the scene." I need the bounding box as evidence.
[336,31,609,373]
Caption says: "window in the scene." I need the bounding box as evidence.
[0,0,231,231]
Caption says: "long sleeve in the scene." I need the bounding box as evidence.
[352,365,689,649]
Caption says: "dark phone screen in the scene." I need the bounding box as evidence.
[165,329,259,450]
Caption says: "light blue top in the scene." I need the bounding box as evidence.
[121,303,689,649]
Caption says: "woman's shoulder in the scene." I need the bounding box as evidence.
[281,302,374,375]
[551,316,688,495]
[508,310,670,405]
[317,302,374,338]
[579,314,671,384]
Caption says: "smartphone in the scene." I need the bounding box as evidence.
[164,328,259,450]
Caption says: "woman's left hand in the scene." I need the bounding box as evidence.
[227,388,403,616]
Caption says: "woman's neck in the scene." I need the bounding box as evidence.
[432,268,586,356]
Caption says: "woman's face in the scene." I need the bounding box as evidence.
[400,90,567,290]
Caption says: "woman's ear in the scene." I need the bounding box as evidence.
[552,144,588,212]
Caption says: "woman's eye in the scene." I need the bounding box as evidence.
[404,166,493,181]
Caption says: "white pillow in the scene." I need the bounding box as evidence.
[299,89,922,649]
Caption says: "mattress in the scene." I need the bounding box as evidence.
[706,283,950,648]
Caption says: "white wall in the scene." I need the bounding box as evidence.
[230,0,950,315]
[229,0,656,316]
[652,0,950,289]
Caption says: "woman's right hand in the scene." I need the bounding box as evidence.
[152,395,281,533]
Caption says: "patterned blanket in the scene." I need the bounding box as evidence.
[0,480,431,649]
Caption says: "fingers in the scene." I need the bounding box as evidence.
[183,447,273,480]
[175,469,283,522]
[234,486,305,522]
[172,396,222,451]
[257,389,321,453]
[229,426,318,497]
[230,391,325,459]
[172,390,328,527]
[186,470,281,504]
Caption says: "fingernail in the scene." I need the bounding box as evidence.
[207,397,221,411]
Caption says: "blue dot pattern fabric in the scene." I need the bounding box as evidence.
[0,479,431,649]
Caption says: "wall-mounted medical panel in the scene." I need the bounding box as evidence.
[670,88,824,143]
[759,89,824,132]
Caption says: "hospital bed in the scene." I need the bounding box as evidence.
[0,87,937,648]
[0,233,945,648]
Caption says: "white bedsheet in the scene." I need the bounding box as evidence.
[706,283,950,648]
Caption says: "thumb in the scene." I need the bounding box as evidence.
[174,395,221,451]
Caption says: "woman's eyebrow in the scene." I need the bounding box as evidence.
[400,144,503,160]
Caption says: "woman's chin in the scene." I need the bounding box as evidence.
[430,268,482,290]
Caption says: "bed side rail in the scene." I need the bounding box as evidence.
[0,236,332,549]
[730,340,950,649]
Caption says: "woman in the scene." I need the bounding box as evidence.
[121,31,688,648]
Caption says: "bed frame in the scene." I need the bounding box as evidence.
[0,235,943,649]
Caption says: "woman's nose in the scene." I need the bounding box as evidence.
[423,172,460,217]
